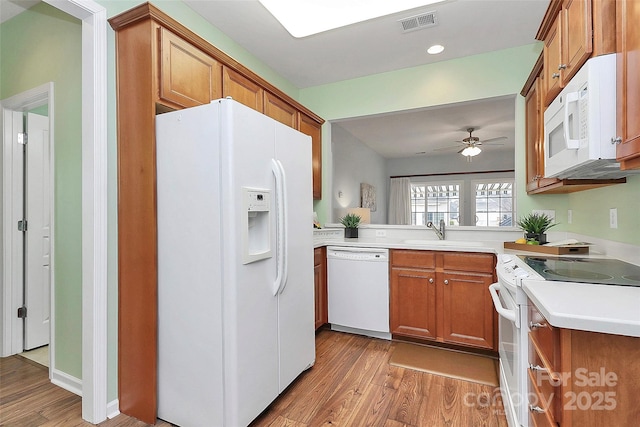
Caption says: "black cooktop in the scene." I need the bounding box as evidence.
[518,255,640,287]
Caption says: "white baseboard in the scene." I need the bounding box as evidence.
[51,368,82,396]
[107,399,120,419]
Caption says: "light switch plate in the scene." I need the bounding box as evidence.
[567,209,573,224]
[609,208,618,229]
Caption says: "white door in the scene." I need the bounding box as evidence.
[24,112,51,350]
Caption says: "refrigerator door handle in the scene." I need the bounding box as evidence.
[276,160,289,295]
[271,159,285,296]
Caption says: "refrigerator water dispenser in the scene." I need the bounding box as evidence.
[242,187,272,264]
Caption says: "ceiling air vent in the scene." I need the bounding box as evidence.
[399,11,438,33]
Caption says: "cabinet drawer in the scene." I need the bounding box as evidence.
[442,252,495,273]
[390,250,436,269]
[528,341,561,423]
[527,370,557,427]
[528,303,560,373]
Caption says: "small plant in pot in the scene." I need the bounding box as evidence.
[340,213,362,238]
[516,213,557,245]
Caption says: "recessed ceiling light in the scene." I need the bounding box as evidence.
[427,44,445,55]
[259,0,447,38]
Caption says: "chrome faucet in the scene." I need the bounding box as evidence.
[426,219,446,240]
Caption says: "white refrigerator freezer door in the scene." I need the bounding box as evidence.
[219,100,280,427]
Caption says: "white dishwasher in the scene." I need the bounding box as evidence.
[327,246,390,339]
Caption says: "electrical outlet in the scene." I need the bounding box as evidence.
[375,230,387,237]
[609,208,618,229]
[567,209,573,224]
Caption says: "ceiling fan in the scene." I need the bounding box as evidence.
[434,128,507,161]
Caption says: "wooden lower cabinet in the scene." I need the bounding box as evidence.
[314,247,328,330]
[527,300,640,426]
[390,250,497,351]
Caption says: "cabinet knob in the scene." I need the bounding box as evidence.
[552,72,560,79]
[429,278,434,284]
[529,405,545,414]
[611,137,622,145]
[530,321,546,330]
[558,64,567,70]
[444,279,449,285]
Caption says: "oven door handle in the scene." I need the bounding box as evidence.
[489,283,517,323]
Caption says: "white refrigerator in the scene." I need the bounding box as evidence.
[156,98,316,427]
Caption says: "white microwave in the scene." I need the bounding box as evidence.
[543,54,624,179]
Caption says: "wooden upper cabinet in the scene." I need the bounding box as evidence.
[560,0,592,83]
[538,0,615,106]
[222,66,264,112]
[264,92,297,128]
[544,15,563,103]
[616,0,640,170]
[159,28,222,108]
[299,113,323,200]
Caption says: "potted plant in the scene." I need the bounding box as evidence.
[516,213,557,244]
[340,213,362,238]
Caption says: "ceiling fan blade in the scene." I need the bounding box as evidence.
[480,136,508,143]
[433,144,465,152]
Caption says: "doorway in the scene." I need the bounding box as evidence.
[1,83,54,372]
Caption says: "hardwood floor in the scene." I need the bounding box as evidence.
[1,330,508,426]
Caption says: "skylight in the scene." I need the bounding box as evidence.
[258,0,447,38]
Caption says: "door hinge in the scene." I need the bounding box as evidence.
[18,219,27,232]
[18,132,28,145]
[17,306,27,319]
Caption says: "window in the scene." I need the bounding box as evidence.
[411,182,460,226]
[473,180,514,227]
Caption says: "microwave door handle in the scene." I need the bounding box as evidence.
[563,91,581,149]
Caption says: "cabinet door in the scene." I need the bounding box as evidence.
[298,113,323,200]
[561,0,592,83]
[616,0,640,168]
[544,14,563,105]
[264,92,297,128]
[441,271,495,350]
[314,248,327,330]
[222,66,264,112]
[390,267,437,340]
[159,28,222,108]
[525,77,542,192]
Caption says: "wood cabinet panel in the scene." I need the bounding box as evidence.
[543,15,563,104]
[264,91,297,128]
[298,113,322,200]
[441,271,495,349]
[159,27,222,108]
[442,252,495,274]
[222,66,264,112]
[561,0,592,83]
[616,0,640,168]
[314,247,327,330]
[390,267,437,340]
[390,250,436,269]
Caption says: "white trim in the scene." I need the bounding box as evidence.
[43,0,108,423]
[51,368,83,397]
[107,399,121,419]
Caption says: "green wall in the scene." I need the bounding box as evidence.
[0,3,83,377]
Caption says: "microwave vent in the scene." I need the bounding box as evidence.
[399,11,438,33]
[553,159,640,179]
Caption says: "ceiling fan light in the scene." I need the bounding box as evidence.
[427,44,444,54]
[461,146,481,157]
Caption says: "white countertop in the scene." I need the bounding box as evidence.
[313,236,504,254]
[523,279,640,338]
